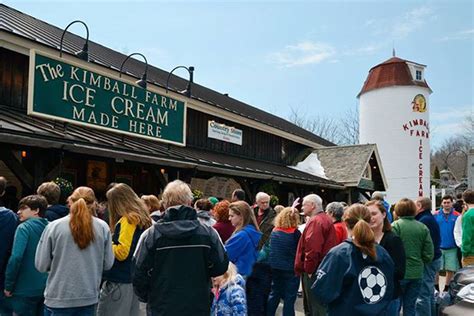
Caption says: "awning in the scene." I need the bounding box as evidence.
[0,105,344,189]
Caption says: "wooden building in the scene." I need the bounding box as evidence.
[0,4,386,205]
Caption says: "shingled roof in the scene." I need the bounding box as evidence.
[0,4,334,147]
[312,144,387,190]
[358,56,431,97]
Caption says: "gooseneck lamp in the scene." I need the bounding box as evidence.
[59,20,90,61]
[165,66,195,98]
[119,52,149,89]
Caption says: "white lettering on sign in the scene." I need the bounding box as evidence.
[36,63,64,82]
[208,120,243,146]
[110,96,168,126]
[62,81,96,107]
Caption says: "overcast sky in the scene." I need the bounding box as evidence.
[5,0,473,149]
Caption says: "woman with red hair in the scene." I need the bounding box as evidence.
[35,187,114,316]
[213,200,235,243]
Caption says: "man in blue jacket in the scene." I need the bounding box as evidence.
[433,195,460,292]
[0,176,18,302]
[415,197,442,316]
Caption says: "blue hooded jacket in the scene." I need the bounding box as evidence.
[382,200,393,223]
[211,274,246,316]
[45,204,69,222]
[312,240,394,316]
[0,207,18,291]
[225,225,262,276]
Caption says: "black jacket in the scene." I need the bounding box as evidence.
[253,207,276,250]
[380,231,406,298]
[132,205,228,315]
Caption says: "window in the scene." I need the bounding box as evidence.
[415,70,422,81]
[281,143,287,159]
[362,164,372,180]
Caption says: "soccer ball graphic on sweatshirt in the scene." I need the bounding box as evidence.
[358,266,387,304]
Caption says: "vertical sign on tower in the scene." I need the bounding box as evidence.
[402,94,429,197]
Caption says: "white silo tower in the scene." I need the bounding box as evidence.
[359,55,432,203]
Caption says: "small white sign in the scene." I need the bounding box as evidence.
[208,120,243,145]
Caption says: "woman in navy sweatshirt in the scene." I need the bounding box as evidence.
[312,204,395,316]
[266,207,301,316]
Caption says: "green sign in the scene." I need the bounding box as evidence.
[28,51,186,146]
[358,178,375,190]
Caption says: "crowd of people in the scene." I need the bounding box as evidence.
[0,174,473,316]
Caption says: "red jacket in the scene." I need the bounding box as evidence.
[334,221,348,245]
[295,212,337,275]
[213,220,235,244]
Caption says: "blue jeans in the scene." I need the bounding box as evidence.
[0,293,12,316]
[400,279,423,316]
[416,257,442,316]
[43,305,95,316]
[0,295,43,316]
[385,298,400,316]
[267,269,299,316]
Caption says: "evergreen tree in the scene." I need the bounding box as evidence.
[433,165,440,179]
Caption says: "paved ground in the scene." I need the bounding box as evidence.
[139,297,305,315]
[139,277,447,315]
[276,296,305,315]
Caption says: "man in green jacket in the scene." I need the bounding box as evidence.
[1,195,49,316]
[461,190,474,267]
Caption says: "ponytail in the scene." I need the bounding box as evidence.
[352,219,377,260]
[69,197,95,249]
[343,204,377,260]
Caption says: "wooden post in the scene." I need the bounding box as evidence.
[152,167,169,193]
[33,149,46,189]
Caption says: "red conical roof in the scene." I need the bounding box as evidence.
[358,56,431,97]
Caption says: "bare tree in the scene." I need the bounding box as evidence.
[289,107,341,144]
[460,111,474,147]
[338,106,359,145]
[289,106,359,145]
[430,112,472,181]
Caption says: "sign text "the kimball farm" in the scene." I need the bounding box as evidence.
[28,51,186,145]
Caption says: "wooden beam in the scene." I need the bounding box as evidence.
[45,164,60,182]
[0,150,33,191]
[33,150,46,189]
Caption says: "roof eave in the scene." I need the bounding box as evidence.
[358,83,432,98]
